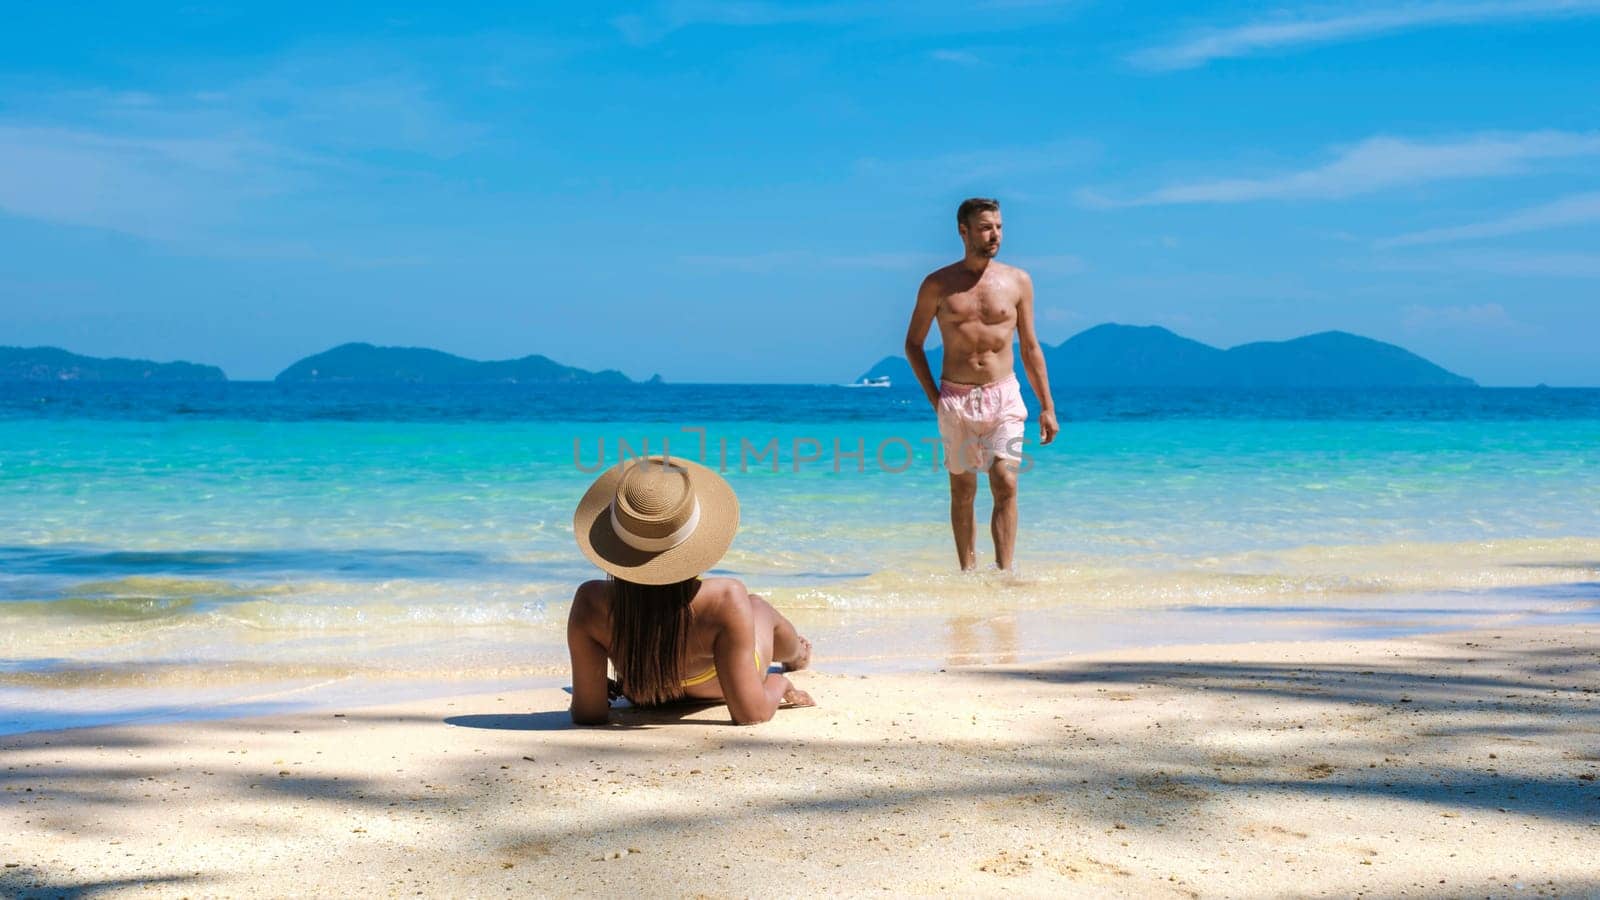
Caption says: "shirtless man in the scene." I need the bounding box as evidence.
[904,198,1059,571]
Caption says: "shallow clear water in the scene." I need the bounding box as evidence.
[2,383,1597,734]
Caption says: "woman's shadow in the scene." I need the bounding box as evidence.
[443,699,732,731]
[442,710,576,732]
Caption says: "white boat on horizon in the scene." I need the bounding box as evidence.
[844,375,892,388]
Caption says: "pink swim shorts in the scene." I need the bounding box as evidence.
[936,372,1028,474]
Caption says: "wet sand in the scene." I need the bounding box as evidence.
[3,624,1598,898]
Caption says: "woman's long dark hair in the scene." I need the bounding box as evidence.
[609,575,700,706]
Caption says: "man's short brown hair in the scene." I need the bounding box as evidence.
[957,197,1000,228]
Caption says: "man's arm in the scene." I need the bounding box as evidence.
[1014,271,1059,446]
[903,275,942,409]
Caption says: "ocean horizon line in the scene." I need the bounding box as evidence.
[10,378,1600,389]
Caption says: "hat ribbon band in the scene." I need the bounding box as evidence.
[610,498,701,552]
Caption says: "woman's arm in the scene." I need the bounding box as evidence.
[567,586,611,726]
[712,586,795,725]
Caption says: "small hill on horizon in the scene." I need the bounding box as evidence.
[0,346,226,382]
[861,324,1475,388]
[274,343,648,385]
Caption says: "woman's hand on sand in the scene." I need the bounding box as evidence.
[781,686,815,708]
[782,635,812,672]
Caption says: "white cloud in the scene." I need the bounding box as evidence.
[0,47,485,244]
[930,49,981,65]
[1131,0,1600,71]
[231,67,484,159]
[1093,131,1600,207]
[0,124,305,240]
[1461,251,1600,278]
[1376,250,1600,278]
[1401,302,1529,332]
[1379,191,1600,246]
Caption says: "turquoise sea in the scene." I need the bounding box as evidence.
[2,382,1598,734]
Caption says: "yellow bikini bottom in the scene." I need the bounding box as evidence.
[680,649,763,688]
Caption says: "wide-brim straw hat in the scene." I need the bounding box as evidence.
[573,454,739,585]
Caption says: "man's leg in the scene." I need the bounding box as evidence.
[987,457,1019,571]
[948,471,978,571]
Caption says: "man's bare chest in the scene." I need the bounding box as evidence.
[940,287,1018,325]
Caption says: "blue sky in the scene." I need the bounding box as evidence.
[1,2,1597,385]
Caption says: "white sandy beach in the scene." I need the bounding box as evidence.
[3,624,1598,898]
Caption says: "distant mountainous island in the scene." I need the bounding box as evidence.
[861,324,1475,388]
[2,329,1472,388]
[275,343,657,385]
[0,346,226,382]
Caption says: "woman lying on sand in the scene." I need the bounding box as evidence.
[567,454,814,726]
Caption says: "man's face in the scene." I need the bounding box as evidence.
[961,210,1002,258]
